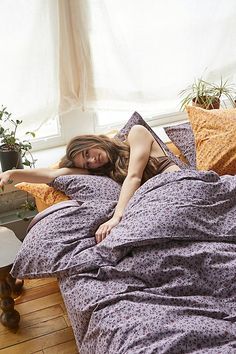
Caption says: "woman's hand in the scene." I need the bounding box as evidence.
[0,171,12,190]
[95,216,121,243]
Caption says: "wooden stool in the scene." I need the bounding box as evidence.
[0,226,24,329]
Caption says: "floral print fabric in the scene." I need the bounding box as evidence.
[11,175,121,277]
[186,106,236,175]
[51,174,121,202]
[11,170,236,353]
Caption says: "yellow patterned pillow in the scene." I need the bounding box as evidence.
[186,106,236,175]
[15,183,69,212]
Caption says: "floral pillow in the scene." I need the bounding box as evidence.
[51,174,121,202]
[11,199,117,278]
[115,111,188,170]
[11,175,121,278]
[164,122,196,168]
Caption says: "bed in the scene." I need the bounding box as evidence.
[10,109,236,353]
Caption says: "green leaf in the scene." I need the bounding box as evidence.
[25,131,36,138]
[22,160,31,166]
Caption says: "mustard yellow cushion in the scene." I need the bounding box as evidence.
[186,106,236,175]
[15,182,69,212]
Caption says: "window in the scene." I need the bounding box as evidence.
[85,0,236,126]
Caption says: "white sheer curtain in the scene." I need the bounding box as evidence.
[0,0,60,135]
[58,0,91,113]
[0,0,90,138]
[85,0,236,124]
[1,0,236,134]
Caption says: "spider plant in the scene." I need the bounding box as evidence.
[207,77,236,108]
[179,77,236,111]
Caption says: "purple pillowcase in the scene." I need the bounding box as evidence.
[164,123,196,168]
[51,174,121,202]
[11,175,121,278]
[115,111,188,170]
[11,200,118,278]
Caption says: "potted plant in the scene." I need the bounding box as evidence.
[179,77,236,111]
[0,106,36,172]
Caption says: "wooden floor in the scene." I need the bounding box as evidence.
[0,278,79,354]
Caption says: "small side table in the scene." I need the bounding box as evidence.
[0,226,24,329]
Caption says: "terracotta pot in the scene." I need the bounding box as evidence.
[192,96,220,110]
[0,145,23,171]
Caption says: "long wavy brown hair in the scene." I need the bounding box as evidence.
[59,134,160,184]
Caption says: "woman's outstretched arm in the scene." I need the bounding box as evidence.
[95,125,154,243]
[0,167,88,189]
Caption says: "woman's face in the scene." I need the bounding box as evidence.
[73,147,109,169]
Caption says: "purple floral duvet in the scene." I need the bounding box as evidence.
[11,170,236,353]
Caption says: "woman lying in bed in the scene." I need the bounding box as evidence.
[0,125,180,242]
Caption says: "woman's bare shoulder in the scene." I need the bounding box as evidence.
[128,125,154,141]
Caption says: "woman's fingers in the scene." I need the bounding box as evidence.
[0,172,11,189]
[95,216,121,244]
[95,224,111,243]
[95,234,102,243]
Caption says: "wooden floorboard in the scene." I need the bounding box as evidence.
[0,278,79,354]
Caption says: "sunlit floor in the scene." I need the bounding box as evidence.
[0,278,79,354]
